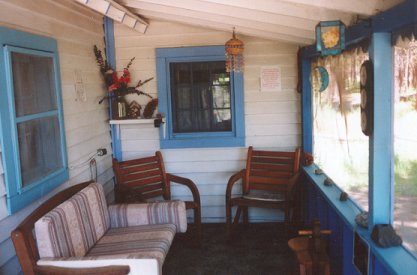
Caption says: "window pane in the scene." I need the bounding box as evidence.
[312,49,369,210]
[17,116,63,188]
[170,61,231,133]
[393,39,417,257]
[11,52,57,117]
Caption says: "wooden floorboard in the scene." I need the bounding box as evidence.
[163,223,299,275]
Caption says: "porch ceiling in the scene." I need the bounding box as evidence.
[78,0,404,45]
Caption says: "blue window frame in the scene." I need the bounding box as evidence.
[156,46,245,149]
[0,27,68,214]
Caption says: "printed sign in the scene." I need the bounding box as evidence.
[260,66,282,92]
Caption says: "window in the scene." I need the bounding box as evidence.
[156,46,244,148]
[0,27,68,214]
[311,48,369,210]
[393,37,417,257]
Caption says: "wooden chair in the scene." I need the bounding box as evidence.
[112,151,202,246]
[226,146,301,238]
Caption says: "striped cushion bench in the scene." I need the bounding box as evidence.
[34,182,187,275]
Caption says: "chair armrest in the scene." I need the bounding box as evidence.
[37,258,159,275]
[166,173,201,209]
[108,201,187,232]
[114,184,147,204]
[226,169,245,203]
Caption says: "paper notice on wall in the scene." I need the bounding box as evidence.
[260,66,282,92]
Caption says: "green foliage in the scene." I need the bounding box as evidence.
[394,155,417,196]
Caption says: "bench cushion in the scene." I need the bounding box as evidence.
[87,223,176,269]
[35,182,110,258]
[108,201,187,232]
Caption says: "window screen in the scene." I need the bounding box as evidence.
[170,61,231,133]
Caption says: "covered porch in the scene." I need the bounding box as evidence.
[0,0,417,274]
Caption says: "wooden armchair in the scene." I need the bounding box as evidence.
[226,146,301,238]
[112,151,202,245]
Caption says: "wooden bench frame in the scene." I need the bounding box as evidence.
[11,181,130,275]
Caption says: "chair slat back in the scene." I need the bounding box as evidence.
[113,152,170,200]
[244,147,301,193]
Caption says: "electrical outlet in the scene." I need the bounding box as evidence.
[97,148,107,156]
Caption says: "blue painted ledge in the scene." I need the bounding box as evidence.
[303,164,417,275]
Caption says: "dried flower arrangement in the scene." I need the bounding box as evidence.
[93,45,157,119]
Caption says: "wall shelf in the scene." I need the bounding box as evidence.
[109,118,156,125]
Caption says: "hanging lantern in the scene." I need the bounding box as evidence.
[315,20,345,56]
[225,28,244,72]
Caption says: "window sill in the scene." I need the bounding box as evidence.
[303,164,417,275]
[160,136,244,149]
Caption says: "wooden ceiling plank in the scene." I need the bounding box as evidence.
[198,0,354,23]
[278,0,403,16]
[121,1,315,40]
[135,9,313,45]
[119,0,320,31]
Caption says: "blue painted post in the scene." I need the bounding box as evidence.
[368,32,393,230]
[104,17,122,160]
[301,48,313,154]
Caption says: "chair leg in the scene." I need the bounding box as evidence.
[226,202,232,237]
[194,206,202,247]
[284,202,292,234]
[243,206,249,225]
[229,206,242,240]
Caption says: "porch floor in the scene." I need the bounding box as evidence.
[163,223,298,275]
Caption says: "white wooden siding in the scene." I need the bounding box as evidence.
[114,20,301,222]
[0,0,112,273]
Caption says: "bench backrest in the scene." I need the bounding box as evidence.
[11,181,93,275]
[34,182,110,258]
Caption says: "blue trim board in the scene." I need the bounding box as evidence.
[303,166,417,275]
[301,48,312,154]
[368,32,394,229]
[0,27,69,214]
[156,45,245,149]
[372,0,417,33]
[103,17,122,160]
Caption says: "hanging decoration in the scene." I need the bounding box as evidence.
[225,28,244,72]
[315,20,346,56]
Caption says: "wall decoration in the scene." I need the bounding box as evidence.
[225,27,244,72]
[316,20,346,56]
[127,100,141,118]
[260,66,282,92]
[360,60,374,136]
[315,66,329,92]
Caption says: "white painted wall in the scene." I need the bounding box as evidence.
[114,20,301,223]
[0,0,112,273]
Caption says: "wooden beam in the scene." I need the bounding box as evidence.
[199,0,354,23]
[133,9,313,45]
[73,0,148,33]
[120,0,321,31]
[279,0,403,16]
[122,1,315,42]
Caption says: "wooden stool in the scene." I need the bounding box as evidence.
[288,219,331,275]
